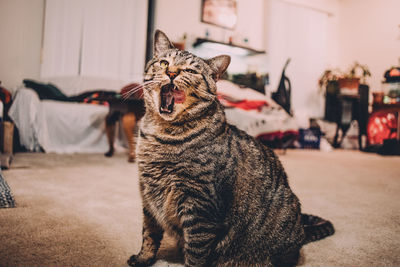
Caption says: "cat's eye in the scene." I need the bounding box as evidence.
[160,60,169,68]
[185,68,198,74]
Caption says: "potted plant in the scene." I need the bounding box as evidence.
[319,62,371,95]
[318,68,342,95]
[338,62,371,94]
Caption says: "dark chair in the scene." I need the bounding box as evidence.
[330,84,369,149]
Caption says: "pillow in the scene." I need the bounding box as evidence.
[23,79,69,101]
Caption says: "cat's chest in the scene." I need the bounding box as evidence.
[140,164,182,234]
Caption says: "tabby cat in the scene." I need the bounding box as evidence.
[127,30,334,267]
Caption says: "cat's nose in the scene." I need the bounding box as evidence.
[166,69,180,80]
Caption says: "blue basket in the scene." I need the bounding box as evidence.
[299,128,322,149]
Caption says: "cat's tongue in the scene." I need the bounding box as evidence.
[173,90,185,103]
[160,84,185,114]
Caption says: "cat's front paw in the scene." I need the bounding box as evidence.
[127,254,156,267]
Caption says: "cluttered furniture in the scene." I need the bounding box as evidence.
[366,66,400,155]
[321,63,370,150]
[324,82,369,149]
[322,63,400,154]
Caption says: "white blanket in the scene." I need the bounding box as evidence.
[9,88,110,153]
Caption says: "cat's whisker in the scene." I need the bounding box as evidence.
[121,80,160,100]
[122,86,144,100]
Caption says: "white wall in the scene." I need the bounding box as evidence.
[0,0,44,91]
[280,0,338,14]
[155,0,265,51]
[154,0,268,76]
[338,0,400,92]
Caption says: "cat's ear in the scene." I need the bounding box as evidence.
[154,30,175,57]
[206,55,231,81]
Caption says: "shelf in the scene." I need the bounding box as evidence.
[192,38,266,56]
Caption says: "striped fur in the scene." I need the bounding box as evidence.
[127,30,334,267]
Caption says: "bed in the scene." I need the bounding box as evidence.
[216,80,300,147]
[9,76,129,153]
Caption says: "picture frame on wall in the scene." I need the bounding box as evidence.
[201,0,237,30]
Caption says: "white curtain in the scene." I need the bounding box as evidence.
[41,0,148,83]
[41,0,83,77]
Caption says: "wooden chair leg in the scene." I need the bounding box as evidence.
[122,113,137,162]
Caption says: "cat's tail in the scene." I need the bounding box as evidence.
[301,213,335,244]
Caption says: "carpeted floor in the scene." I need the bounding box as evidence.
[0,150,399,266]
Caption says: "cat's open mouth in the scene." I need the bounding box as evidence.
[159,84,185,114]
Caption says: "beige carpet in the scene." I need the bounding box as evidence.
[0,150,399,267]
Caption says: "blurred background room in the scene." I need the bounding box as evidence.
[0,0,399,266]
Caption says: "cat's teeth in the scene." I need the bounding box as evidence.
[160,84,175,114]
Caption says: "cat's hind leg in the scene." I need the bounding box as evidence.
[127,208,164,267]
